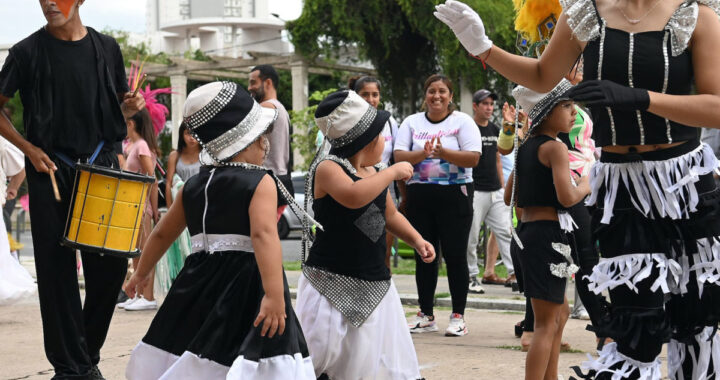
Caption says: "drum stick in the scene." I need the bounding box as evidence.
[49,170,60,202]
[131,74,148,98]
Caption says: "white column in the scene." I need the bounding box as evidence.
[170,73,187,150]
[291,62,309,111]
[459,79,473,118]
[290,62,309,170]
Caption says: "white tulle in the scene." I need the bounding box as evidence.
[295,275,421,380]
[0,216,35,306]
[126,341,315,380]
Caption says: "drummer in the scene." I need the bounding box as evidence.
[0,1,144,379]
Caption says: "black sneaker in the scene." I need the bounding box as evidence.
[90,366,106,380]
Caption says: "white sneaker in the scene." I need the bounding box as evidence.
[408,311,439,333]
[468,277,485,294]
[124,296,157,311]
[117,296,138,309]
[570,305,590,320]
[445,313,468,336]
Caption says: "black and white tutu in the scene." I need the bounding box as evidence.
[126,246,315,380]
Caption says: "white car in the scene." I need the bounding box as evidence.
[278,173,313,239]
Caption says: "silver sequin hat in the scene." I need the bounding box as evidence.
[512,79,574,125]
[315,90,391,158]
[183,81,278,164]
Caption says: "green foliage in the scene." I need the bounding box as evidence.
[290,88,337,171]
[102,28,171,66]
[287,0,517,116]
[3,93,25,136]
[184,49,212,62]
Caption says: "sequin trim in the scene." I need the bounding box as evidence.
[662,31,673,143]
[598,23,618,146]
[184,82,236,130]
[190,233,254,254]
[560,0,601,42]
[332,106,377,148]
[627,33,646,145]
[204,102,263,155]
[303,266,391,327]
[527,80,574,122]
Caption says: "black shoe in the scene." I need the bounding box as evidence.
[90,366,106,380]
[116,290,129,304]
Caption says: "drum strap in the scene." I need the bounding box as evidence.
[55,141,106,168]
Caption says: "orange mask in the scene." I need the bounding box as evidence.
[56,0,75,19]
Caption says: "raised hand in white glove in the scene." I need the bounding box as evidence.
[434,0,493,57]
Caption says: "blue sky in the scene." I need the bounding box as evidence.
[0,0,304,45]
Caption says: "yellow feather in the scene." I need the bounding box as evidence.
[513,0,563,44]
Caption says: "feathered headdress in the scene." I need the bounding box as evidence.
[513,0,562,57]
[128,59,173,136]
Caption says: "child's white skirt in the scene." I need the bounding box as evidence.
[296,274,421,380]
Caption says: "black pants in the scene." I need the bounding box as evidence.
[4,197,15,232]
[567,202,610,336]
[407,183,473,316]
[28,152,127,379]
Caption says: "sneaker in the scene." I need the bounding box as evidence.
[408,312,438,333]
[445,313,468,336]
[123,296,157,311]
[570,305,591,320]
[116,296,138,309]
[468,277,486,294]
[89,366,106,380]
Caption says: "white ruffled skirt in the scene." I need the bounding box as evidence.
[296,275,421,380]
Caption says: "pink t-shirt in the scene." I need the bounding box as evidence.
[124,139,156,214]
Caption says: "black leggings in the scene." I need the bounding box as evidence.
[406,183,473,316]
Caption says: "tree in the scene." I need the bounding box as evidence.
[287,0,517,117]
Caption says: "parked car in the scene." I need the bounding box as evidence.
[278,173,312,239]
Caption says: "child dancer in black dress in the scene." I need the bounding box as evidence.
[124,82,315,379]
[504,79,591,380]
[296,90,436,379]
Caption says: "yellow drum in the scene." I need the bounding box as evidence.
[63,163,155,258]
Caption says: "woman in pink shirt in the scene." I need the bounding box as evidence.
[120,108,159,311]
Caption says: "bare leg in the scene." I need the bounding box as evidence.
[544,297,569,380]
[485,232,499,276]
[525,298,564,380]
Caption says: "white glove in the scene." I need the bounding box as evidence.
[434,0,493,56]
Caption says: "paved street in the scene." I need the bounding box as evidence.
[1,231,672,379]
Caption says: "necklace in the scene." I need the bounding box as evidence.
[615,0,663,25]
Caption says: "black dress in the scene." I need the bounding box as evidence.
[126,166,315,380]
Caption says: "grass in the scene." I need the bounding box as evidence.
[283,258,509,278]
[497,345,523,351]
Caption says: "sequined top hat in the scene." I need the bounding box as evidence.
[183,81,278,164]
[512,79,574,125]
[314,90,391,158]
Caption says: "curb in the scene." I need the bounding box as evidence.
[288,289,526,312]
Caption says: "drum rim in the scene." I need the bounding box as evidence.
[75,163,156,183]
[61,238,142,258]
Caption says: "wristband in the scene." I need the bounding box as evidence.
[498,130,515,150]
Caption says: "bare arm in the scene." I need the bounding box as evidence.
[165,151,178,208]
[125,187,188,295]
[436,148,480,168]
[394,149,428,165]
[645,6,720,128]
[139,154,159,221]
[482,13,583,92]
[6,168,25,201]
[496,151,504,187]
[314,161,410,209]
[250,175,286,338]
[0,95,56,173]
[504,170,514,206]
[540,141,590,207]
